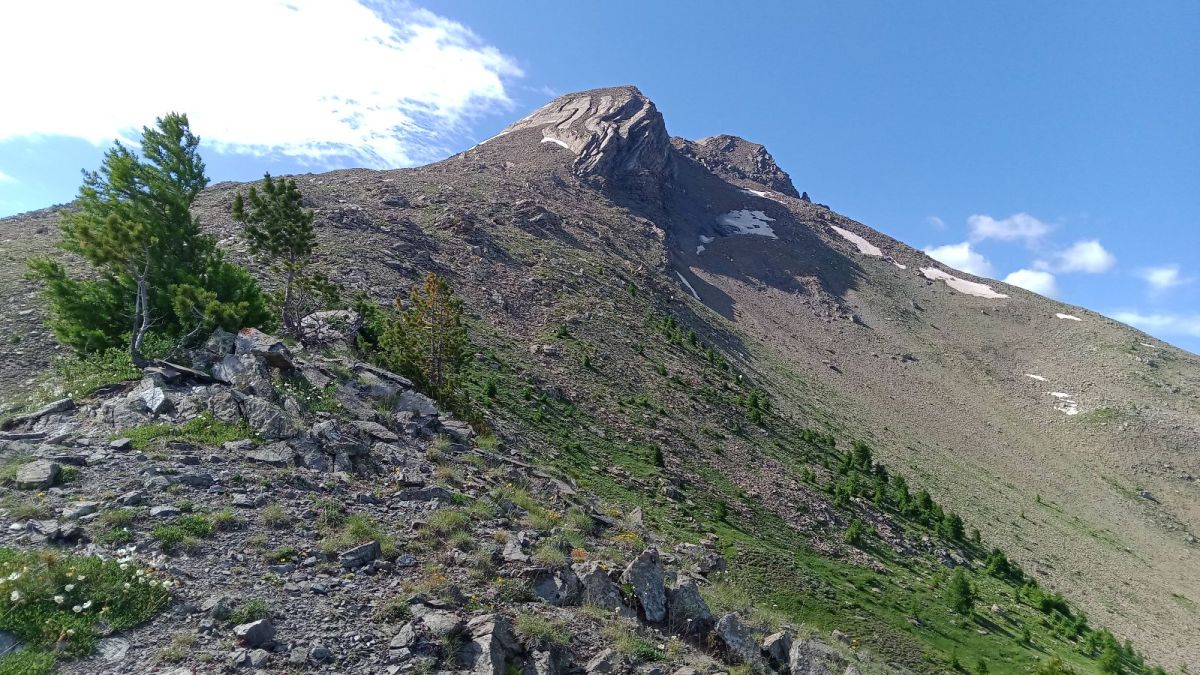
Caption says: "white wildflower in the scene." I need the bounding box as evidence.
[64,584,75,592]
[53,595,64,604]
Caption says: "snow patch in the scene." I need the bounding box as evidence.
[1139,342,1155,348]
[1055,313,1082,321]
[1046,391,1080,415]
[699,235,714,244]
[696,245,706,255]
[540,136,572,150]
[1025,374,1047,381]
[829,225,882,256]
[718,210,777,238]
[740,188,786,203]
[920,267,1009,299]
[676,271,701,301]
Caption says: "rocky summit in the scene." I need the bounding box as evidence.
[0,85,1195,673]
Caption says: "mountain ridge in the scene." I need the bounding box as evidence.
[0,85,1196,672]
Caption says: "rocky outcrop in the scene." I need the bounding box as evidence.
[673,134,800,197]
[503,86,674,194]
[622,547,667,623]
[0,328,862,675]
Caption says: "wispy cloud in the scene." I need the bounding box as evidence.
[0,169,15,184]
[1035,239,1116,274]
[926,216,945,230]
[0,0,522,167]
[967,212,1052,246]
[1110,311,1200,338]
[1003,269,1059,298]
[1136,264,1190,292]
[923,241,995,277]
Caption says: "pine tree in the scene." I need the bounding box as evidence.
[944,568,975,615]
[844,518,866,547]
[1098,644,1122,674]
[941,512,965,540]
[379,273,469,397]
[29,113,268,364]
[852,440,873,469]
[232,173,330,338]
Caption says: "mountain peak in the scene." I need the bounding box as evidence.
[502,85,673,192]
[673,134,800,197]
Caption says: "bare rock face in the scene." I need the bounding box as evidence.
[673,134,800,197]
[621,547,667,623]
[504,85,674,193]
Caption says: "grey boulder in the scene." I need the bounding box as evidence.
[234,328,294,369]
[233,618,275,648]
[666,578,714,634]
[246,442,294,467]
[15,460,60,490]
[715,613,768,672]
[240,396,295,440]
[621,547,667,623]
[339,540,382,569]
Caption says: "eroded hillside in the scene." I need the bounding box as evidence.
[1,85,1195,672]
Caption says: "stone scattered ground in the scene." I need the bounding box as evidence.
[0,328,875,674]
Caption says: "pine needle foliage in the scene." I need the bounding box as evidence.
[28,113,269,363]
[379,272,469,398]
[232,173,335,338]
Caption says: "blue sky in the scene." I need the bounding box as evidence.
[1,1,1197,352]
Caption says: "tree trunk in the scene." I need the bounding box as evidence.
[282,267,297,337]
[129,259,152,368]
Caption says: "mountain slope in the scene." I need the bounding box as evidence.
[1,85,1196,671]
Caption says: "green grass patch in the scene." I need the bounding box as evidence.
[229,598,270,625]
[0,454,34,486]
[319,514,398,558]
[0,548,171,659]
[151,514,213,553]
[0,649,56,675]
[601,619,664,662]
[514,613,570,649]
[121,413,256,450]
[274,374,342,415]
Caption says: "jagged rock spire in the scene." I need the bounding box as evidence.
[504,85,674,192]
[673,134,800,197]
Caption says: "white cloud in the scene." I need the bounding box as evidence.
[1110,311,1200,338]
[0,169,14,184]
[1003,269,1059,297]
[923,242,995,278]
[1036,239,1116,274]
[927,216,945,230]
[1137,264,1190,292]
[0,1,522,167]
[967,212,1052,245]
